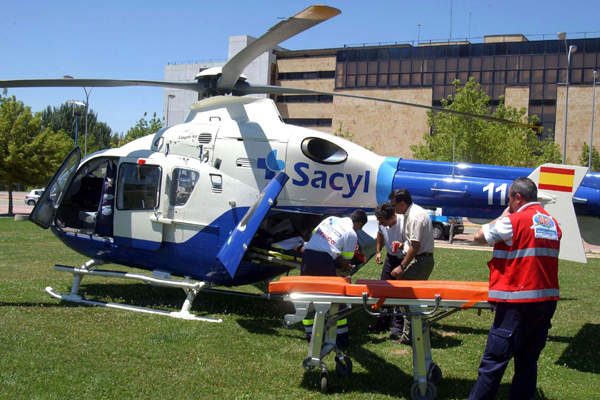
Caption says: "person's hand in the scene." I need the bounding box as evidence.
[376,252,383,264]
[500,206,512,218]
[390,266,404,279]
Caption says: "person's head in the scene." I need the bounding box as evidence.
[350,209,368,231]
[508,177,538,212]
[388,188,412,214]
[374,202,397,227]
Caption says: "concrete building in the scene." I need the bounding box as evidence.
[165,34,600,163]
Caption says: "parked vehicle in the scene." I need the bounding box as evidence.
[425,208,464,240]
[24,189,45,206]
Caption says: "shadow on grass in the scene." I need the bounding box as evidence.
[300,346,414,397]
[29,281,489,348]
[555,323,600,374]
[300,362,536,399]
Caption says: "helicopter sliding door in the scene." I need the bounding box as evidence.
[217,172,289,277]
[30,147,81,229]
[113,158,163,250]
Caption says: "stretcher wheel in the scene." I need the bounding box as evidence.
[410,381,437,400]
[428,363,442,385]
[335,356,353,377]
[302,357,315,371]
[320,372,329,394]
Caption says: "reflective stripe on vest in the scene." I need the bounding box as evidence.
[492,247,559,260]
[488,288,559,301]
[337,326,349,334]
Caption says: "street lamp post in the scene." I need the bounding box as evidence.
[590,70,598,172]
[417,24,421,46]
[63,75,93,157]
[167,94,176,127]
[67,100,86,149]
[557,33,577,164]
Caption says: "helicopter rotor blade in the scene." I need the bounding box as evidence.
[0,78,208,93]
[216,5,341,94]
[234,82,539,129]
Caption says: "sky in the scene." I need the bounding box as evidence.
[1,0,598,135]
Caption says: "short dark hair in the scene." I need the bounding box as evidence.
[510,177,537,202]
[350,209,368,226]
[389,188,412,206]
[374,202,395,220]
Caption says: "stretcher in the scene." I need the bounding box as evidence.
[269,276,494,400]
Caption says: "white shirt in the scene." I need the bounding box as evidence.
[404,203,435,254]
[482,202,542,246]
[304,216,358,260]
[378,214,406,256]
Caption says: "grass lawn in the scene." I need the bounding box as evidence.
[0,218,598,399]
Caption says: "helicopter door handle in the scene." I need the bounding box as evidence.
[430,186,469,196]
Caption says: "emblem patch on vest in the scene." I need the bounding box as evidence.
[530,212,559,240]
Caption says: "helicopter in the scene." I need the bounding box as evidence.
[2,5,599,321]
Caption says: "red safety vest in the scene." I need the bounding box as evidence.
[488,204,561,303]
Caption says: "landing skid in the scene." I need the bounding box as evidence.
[45,260,222,323]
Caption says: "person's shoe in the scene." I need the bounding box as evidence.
[389,332,411,345]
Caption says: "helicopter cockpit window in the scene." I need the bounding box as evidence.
[301,137,348,165]
[170,168,200,207]
[117,164,161,210]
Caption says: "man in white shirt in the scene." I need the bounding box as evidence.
[368,202,406,334]
[389,188,435,343]
[300,210,368,347]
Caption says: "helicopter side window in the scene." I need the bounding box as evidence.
[170,168,199,207]
[301,137,348,165]
[117,164,161,210]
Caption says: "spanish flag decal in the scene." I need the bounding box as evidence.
[539,167,575,192]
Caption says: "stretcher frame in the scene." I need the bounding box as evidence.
[270,277,494,399]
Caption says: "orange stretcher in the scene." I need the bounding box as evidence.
[269,276,494,399]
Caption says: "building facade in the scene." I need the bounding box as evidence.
[166,34,600,163]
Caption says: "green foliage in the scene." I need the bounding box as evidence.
[578,142,600,172]
[334,121,375,152]
[0,91,72,213]
[119,112,163,146]
[40,102,115,153]
[411,78,562,167]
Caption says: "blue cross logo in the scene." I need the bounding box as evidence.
[257,150,285,180]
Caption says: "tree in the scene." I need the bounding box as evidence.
[40,102,116,153]
[411,78,562,168]
[578,142,600,172]
[0,91,72,215]
[119,112,163,146]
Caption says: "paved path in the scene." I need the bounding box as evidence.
[438,232,600,258]
[0,192,32,215]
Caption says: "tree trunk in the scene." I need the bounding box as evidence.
[7,181,13,216]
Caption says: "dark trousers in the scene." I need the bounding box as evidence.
[376,254,405,333]
[469,300,557,400]
[300,249,349,348]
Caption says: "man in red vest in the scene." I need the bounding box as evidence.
[469,177,561,400]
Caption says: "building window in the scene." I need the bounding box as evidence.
[276,95,333,103]
[283,119,333,127]
[278,71,335,80]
